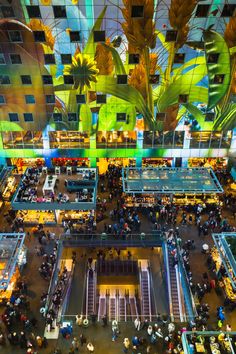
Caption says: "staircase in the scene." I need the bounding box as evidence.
[140,269,151,321]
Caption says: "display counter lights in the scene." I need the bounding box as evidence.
[122,167,224,194]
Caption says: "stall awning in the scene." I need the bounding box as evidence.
[212,233,236,290]
[0,233,25,290]
[122,167,223,194]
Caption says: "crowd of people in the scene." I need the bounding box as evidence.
[0,163,235,354]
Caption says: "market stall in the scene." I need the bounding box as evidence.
[0,233,26,303]
[56,210,95,227]
[188,158,228,170]
[211,233,236,303]
[16,210,56,225]
[182,331,236,354]
[0,167,17,202]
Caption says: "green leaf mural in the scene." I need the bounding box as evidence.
[203,30,231,110]
[83,6,107,58]
[98,97,136,131]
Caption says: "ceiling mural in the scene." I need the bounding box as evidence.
[0,0,236,133]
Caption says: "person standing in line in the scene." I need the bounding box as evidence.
[79,333,87,347]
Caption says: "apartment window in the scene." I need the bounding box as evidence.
[195,4,210,17]
[53,5,67,18]
[26,5,41,18]
[10,54,22,64]
[174,53,185,64]
[128,54,140,64]
[42,75,53,85]
[69,31,81,42]
[9,113,19,122]
[156,113,166,122]
[68,113,78,121]
[116,113,126,122]
[9,31,22,43]
[61,54,72,64]
[1,6,15,18]
[213,74,225,84]
[53,112,62,122]
[94,31,105,43]
[149,75,160,84]
[44,54,55,65]
[0,75,10,85]
[179,94,188,103]
[25,95,35,104]
[0,53,5,65]
[205,112,215,122]
[221,4,236,17]
[21,75,32,85]
[117,75,128,84]
[33,31,46,42]
[96,94,106,104]
[207,53,219,64]
[0,95,5,104]
[131,5,144,18]
[23,113,34,122]
[165,30,177,42]
[46,95,55,104]
[64,75,74,85]
[76,94,86,104]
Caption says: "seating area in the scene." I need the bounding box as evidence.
[13,167,97,207]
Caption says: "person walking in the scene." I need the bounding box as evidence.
[87,342,94,353]
[79,333,87,347]
[72,337,79,351]
[123,338,130,353]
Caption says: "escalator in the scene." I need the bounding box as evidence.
[109,297,117,321]
[98,296,106,321]
[163,243,185,322]
[140,269,152,321]
[129,297,138,320]
[118,297,126,322]
[85,269,96,318]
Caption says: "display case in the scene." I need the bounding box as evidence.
[57,210,94,225]
[17,210,56,225]
[2,175,16,201]
[124,195,156,208]
[17,245,27,270]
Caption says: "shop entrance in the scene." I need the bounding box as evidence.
[142,158,173,167]
[10,158,45,173]
[52,158,90,168]
[188,158,228,170]
[97,158,135,174]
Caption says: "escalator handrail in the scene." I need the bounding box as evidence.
[163,243,174,321]
[176,240,198,320]
[146,268,152,321]
[57,263,75,322]
[174,264,184,322]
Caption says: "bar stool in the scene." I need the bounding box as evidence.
[67,166,72,175]
[42,166,47,174]
[55,166,60,175]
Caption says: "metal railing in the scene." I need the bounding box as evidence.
[61,231,163,247]
[162,242,174,321]
[175,241,198,321]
